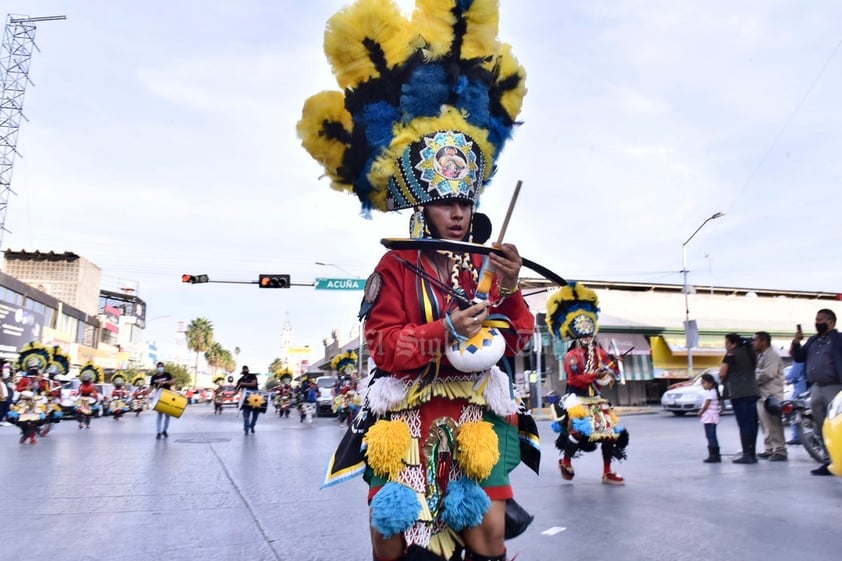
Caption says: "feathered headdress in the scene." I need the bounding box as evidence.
[79,362,104,384]
[132,374,147,387]
[274,367,293,383]
[298,0,527,217]
[331,351,358,376]
[546,281,600,340]
[47,346,71,379]
[111,371,127,386]
[213,375,226,386]
[17,341,51,372]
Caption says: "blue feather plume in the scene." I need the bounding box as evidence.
[401,65,449,118]
[459,79,490,128]
[441,477,490,531]
[359,101,400,149]
[370,482,420,538]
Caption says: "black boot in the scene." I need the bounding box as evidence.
[703,446,721,463]
[733,435,757,464]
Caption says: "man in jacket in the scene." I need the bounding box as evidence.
[753,332,787,461]
[791,308,842,476]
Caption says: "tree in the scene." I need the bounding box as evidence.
[186,317,214,387]
[268,357,286,376]
[163,362,192,389]
[219,349,236,374]
[204,342,224,377]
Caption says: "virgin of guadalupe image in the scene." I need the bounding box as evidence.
[435,146,468,180]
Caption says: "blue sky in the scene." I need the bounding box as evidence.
[4,0,842,373]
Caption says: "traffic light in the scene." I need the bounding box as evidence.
[182,274,209,284]
[259,274,291,288]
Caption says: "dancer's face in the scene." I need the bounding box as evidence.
[425,200,473,241]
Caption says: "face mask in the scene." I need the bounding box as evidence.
[816,322,830,334]
[157,367,164,374]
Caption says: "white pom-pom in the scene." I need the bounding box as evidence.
[482,366,519,416]
[365,377,408,415]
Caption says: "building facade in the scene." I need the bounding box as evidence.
[3,250,102,316]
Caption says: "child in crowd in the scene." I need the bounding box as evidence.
[699,373,721,463]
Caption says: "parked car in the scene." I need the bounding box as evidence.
[661,368,733,416]
[219,385,240,408]
[316,376,337,417]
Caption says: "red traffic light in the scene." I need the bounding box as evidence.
[182,274,209,284]
[258,274,290,288]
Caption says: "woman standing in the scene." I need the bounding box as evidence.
[720,333,760,464]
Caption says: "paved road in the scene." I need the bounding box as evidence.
[2,404,840,561]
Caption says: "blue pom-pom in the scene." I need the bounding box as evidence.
[614,425,625,434]
[441,477,490,531]
[7,411,19,420]
[370,482,421,539]
[572,417,593,437]
[551,421,562,433]
[401,65,448,118]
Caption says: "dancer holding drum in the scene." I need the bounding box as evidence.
[236,365,264,434]
[151,361,175,439]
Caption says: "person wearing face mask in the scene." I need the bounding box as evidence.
[791,308,842,476]
[150,362,175,439]
[0,360,12,426]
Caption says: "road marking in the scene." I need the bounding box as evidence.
[542,527,567,536]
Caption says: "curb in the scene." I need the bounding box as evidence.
[530,406,661,421]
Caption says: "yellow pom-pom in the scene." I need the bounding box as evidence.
[609,412,620,425]
[455,420,499,481]
[566,405,588,420]
[365,419,412,480]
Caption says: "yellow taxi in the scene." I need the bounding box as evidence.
[823,390,842,477]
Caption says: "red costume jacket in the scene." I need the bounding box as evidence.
[78,382,98,400]
[365,249,534,378]
[564,343,618,395]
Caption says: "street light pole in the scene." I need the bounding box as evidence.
[681,212,725,377]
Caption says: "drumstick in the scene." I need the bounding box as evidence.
[494,179,522,245]
[475,180,523,299]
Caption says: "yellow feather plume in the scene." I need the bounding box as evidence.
[325,0,415,89]
[297,91,353,191]
[495,43,527,120]
[365,419,412,480]
[411,0,457,60]
[455,420,499,481]
[461,0,500,62]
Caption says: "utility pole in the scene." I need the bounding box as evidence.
[0,14,65,250]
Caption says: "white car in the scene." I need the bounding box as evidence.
[661,368,733,416]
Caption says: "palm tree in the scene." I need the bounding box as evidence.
[220,349,236,374]
[204,342,224,378]
[186,317,214,387]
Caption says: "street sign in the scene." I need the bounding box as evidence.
[314,278,364,290]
